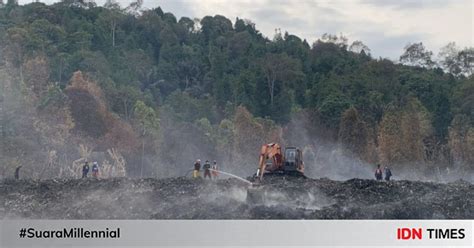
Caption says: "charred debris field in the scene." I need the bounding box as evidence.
[0,176,472,219]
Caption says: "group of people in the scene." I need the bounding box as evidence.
[82,161,100,178]
[193,159,219,179]
[374,164,392,181]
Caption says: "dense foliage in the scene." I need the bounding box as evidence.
[0,1,472,179]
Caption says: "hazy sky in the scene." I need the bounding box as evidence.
[19,0,474,59]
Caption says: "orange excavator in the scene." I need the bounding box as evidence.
[255,143,305,181]
[247,143,306,204]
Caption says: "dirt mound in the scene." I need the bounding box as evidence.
[1,177,472,219]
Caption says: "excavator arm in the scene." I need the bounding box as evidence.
[257,143,283,180]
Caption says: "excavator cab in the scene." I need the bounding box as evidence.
[283,147,303,173]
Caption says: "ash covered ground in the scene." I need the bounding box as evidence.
[1,176,472,219]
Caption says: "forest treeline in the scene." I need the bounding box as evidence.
[0,0,472,179]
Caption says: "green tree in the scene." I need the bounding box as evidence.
[349,40,371,55]
[400,42,435,68]
[457,48,474,76]
[261,53,303,108]
[133,100,159,177]
[438,42,462,75]
[102,0,122,48]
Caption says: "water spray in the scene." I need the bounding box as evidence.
[208,169,253,186]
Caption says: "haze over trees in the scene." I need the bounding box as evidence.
[0,1,472,180]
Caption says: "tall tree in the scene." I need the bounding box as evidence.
[261,53,302,107]
[458,48,474,76]
[400,42,435,68]
[133,100,159,177]
[438,42,462,75]
[103,0,122,48]
[125,0,143,16]
[349,40,371,55]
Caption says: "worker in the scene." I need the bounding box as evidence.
[92,161,99,178]
[374,164,383,180]
[211,160,219,179]
[193,159,201,178]
[384,166,392,181]
[203,160,211,179]
[82,161,90,178]
[14,166,22,180]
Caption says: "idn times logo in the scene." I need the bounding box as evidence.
[397,228,465,240]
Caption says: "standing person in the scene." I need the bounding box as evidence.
[14,166,22,180]
[92,162,99,178]
[203,160,211,179]
[384,166,392,181]
[374,164,383,181]
[82,162,90,178]
[211,160,219,179]
[193,159,201,178]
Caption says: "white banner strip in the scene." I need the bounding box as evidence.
[1,220,472,247]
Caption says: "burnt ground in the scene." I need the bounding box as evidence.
[0,176,472,219]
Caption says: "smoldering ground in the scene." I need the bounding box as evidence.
[1,176,472,219]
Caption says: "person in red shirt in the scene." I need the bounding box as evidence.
[375,164,383,180]
[92,162,99,178]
